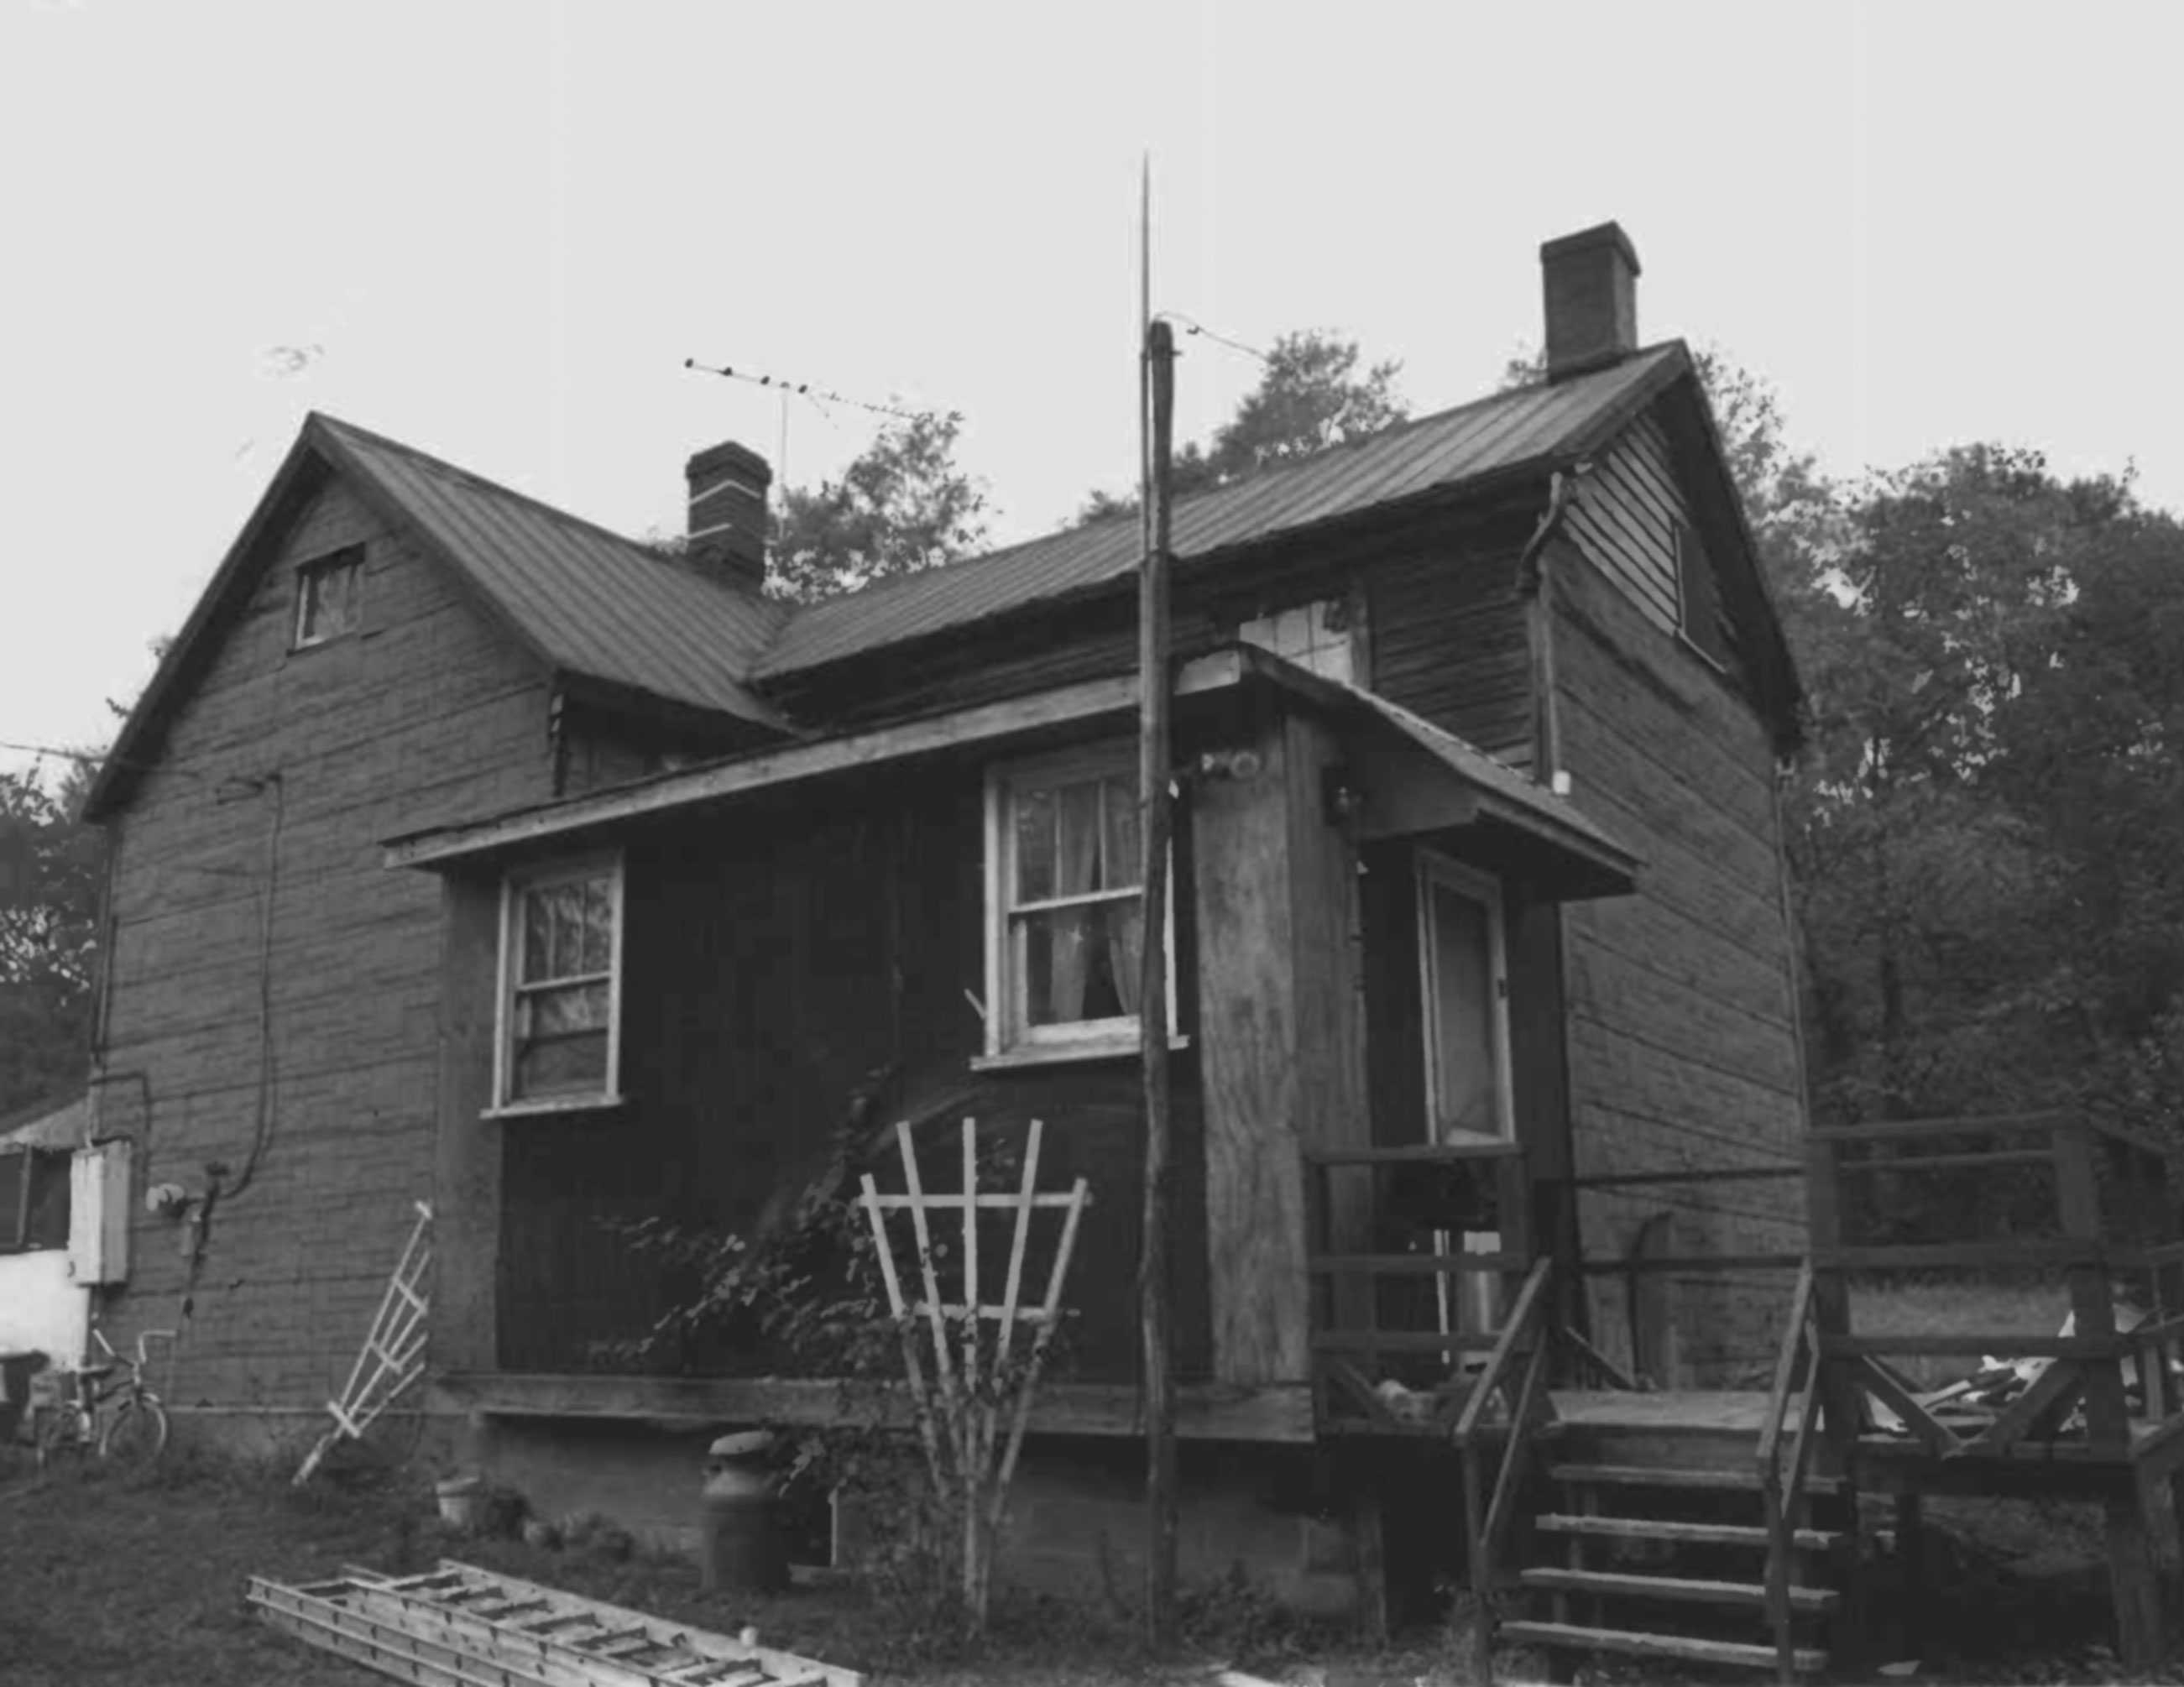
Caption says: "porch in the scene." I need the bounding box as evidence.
[1298,1110,2184,1679]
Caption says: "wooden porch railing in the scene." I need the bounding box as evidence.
[1454,1254,1554,1687]
[1806,1111,2184,1464]
[1300,1141,1533,1433]
[1757,1259,1821,1685]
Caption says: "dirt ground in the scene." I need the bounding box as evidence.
[0,1439,2178,1686]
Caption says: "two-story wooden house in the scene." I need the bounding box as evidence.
[83,222,1807,1618]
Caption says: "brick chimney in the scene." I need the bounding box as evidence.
[1540,221,1641,381]
[684,441,772,592]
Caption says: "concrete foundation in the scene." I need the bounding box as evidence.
[459,1416,1365,1615]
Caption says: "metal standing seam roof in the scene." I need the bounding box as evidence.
[310,415,789,728]
[755,343,1687,676]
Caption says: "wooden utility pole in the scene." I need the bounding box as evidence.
[1138,287,1180,1645]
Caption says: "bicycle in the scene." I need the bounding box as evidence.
[33,1327,174,1469]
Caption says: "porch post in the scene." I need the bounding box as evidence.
[433,870,504,1376]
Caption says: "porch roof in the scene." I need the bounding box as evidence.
[381,644,1638,896]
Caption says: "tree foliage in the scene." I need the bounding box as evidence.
[1079,329,1408,523]
[0,759,102,1117]
[767,410,990,604]
[1769,442,2184,1154]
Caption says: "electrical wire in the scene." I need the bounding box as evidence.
[682,358,954,425]
[1157,311,1269,363]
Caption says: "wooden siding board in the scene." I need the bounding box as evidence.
[1549,496,1805,1385]
[1193,707,1308,1384]
[491,765,1214,1387]
[1565,420,1686,636]
[96,475,558,1408]
[1363,535,1535,765]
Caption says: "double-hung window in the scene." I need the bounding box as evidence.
[496,857,624,1110]
[984,744,1171,1060]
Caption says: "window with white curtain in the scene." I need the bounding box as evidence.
[982,744,1173,1059]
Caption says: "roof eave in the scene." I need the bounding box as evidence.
[83,429,332,823]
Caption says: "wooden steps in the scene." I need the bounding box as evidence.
[1502,1619,1827,1674]
[1535,1512,1841,1552]
[1521,1566,1839,1614]
[1548,1460,1843,1495]
[1502,1406,1848,1681]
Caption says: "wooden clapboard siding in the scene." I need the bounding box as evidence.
[488,761,1214,1386]
[1362,527,1535,767]
[1565,412,1685,635]
[1549,520,1804,1382]
[97,473,561,1408]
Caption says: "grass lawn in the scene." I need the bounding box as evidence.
[0,1440,1449,1687]
[2,1420,2178,1686]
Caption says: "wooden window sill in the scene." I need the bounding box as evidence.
[970,1036,1189,1073]
[481,1093,626,1121]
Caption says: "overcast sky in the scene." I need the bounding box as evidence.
[5,0,2179,772]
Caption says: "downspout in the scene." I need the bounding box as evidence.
[84,817,122,1146]
[1514,464,1588,1335]
[1516,464,1587,790]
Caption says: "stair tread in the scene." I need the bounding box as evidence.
[1521,1565,1839,1612]
[1534,1512,1842,1550]
[1502,1620,1828,1673]
[1549,1461,1843,1494]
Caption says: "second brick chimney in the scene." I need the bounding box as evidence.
[684,441,772,593]
[1540,221,1641,381]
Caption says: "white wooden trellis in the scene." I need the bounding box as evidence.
[294,1200,432,1486]
[859,1118,1089,1621]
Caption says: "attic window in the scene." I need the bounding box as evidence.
[1239,598,1359,684]
[1672,520,1733,670]
[294,546,363,648]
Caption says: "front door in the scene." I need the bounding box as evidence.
[1415,853,1513,1341]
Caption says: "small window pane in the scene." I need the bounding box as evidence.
[513,980,612,1098]
[1018,902,1139,1026]
[522,891,551,983]
[1054,781,1103,896]
[1015,786,1057,904]
[0,1152,22,1250]
[580,880,613,974]
[1100,777,1142,891]
[515,1028,609,1097]
[24,1152,70,1251]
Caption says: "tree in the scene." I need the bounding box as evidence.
[768,410,991,603]
[0,757,103,1117]
[1769,447,2184,1152]
[1077,329,1408,522]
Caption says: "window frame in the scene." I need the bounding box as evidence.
[489,853,627,1116]
[293,546,365,650]
[0,1145,72,1254]
[980,742,1178,1066]
[1413,851,1515,1146]
[1671,519,1733,673]
[1237,596,1361,685]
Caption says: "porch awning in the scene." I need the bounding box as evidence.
[1231,648,1639,901]
[382,643,1638,896]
